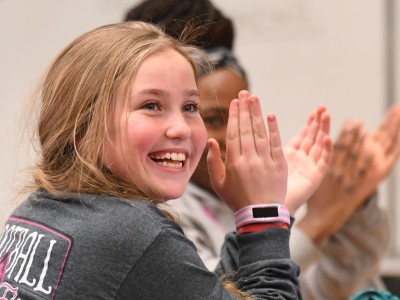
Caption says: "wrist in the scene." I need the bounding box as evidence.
[296,215,331,246]
[235,204,291,233]
[237,222,289,234]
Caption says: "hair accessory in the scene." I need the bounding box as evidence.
[204,46,247,81]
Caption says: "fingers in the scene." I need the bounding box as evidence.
[226,90,276,161]
[242,92,284,161]
[365,105,400,178]
[309,111,331,163]
[332,121,360,167]
[238,91,259,156]
[249,96,270,157]
[316,136,333,173]
[374,105,400,156]
[346,124,368,179]
[207,138,225,192]
[330,121,367,190]
[266,114,285,161]
[299,106,327,154]
[291,105,331,167]
[287,112,314,150]
[225,98,240,161]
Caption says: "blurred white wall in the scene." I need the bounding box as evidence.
[0,0,399,272]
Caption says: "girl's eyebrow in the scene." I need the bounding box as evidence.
[137,88,200,98]
[187,89,200,98]
[138,88,164,96]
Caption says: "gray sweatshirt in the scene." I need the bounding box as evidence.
[0,190,301,299]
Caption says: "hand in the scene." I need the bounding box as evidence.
[298,106,400,245]
[297,121,368,245]
[365,104,400,186]
[284,106,333,215]
[207,90,288,212]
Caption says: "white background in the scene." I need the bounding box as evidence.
[1,0,399,274]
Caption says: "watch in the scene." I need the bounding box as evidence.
[235,204,290,229]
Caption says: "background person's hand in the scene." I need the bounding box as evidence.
[284,106,333,215]
[298,105,400,245]
[364,104,400,188]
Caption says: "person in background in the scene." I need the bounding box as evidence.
[124,0,400,299]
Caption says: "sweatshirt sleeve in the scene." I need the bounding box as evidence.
[117,226,301,299]
[298,195,390,300]
[216,229,302,299]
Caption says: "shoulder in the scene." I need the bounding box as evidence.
[13,191,182,247]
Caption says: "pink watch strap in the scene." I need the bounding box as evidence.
[235,204,290,229]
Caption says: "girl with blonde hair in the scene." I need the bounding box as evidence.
[0,21,332,299]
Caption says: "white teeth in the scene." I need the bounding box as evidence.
[150,152,186,169]
[156,161,183,168]
[150,152,186,162]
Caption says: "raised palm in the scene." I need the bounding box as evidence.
[360,105,400,199]
[284,106,333,215]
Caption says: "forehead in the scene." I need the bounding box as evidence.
[198,67,248,109]
[135,48,195,84]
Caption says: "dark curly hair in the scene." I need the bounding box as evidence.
[124,0,235,50]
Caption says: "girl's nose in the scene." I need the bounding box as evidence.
[165,114,191,140]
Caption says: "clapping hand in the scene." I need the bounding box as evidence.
[207,90,288,212]
[284,106,333,215]
[298,105,400,245]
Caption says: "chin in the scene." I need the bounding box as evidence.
[158,187,186,201]
[147,171,193,199]
[162,192,185,201]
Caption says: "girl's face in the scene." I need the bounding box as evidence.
[103,48,207,200]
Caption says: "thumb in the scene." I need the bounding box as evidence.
[207,138,225,193]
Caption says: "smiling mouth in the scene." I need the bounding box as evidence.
[149,152,186,169]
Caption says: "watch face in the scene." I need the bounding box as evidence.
[252,206,279,218]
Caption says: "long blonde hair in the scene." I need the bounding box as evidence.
[29,21,253,299]
[32,21,209,203]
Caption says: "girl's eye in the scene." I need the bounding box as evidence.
[183,103,199,113]
[141,101,160,111]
